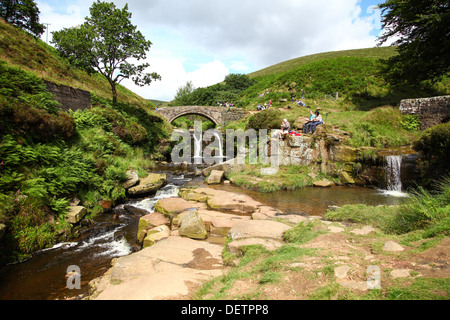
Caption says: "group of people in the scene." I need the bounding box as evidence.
[302,110,323,134]
[279,110,323,139]
[256,100,272,111]
[218,101,235,108]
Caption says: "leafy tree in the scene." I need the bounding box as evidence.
[378,0,450,86]
[224,73,256,91]
[0,0,44,37]
[52,0,160,104]
[173,81,196,106]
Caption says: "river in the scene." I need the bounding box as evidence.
[0,170,407,300]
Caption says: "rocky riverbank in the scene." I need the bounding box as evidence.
[86,184,449,300]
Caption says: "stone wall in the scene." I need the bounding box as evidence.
[45,81,91,112]
[400,95,450,130]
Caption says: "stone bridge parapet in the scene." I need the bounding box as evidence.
[400,95,450,130]
[157,106,247,125]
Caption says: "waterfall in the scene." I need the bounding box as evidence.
[384,155,403,191]
[381,155,408,197]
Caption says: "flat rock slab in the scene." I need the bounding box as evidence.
[90,236,225,300]
[228,220,292,241]
[181,188,263,215]
[155,197,205,217]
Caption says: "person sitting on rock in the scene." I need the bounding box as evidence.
[302,110,316,133]
[279,119,291,139]
[304,111,323,134]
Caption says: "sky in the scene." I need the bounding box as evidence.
[36,0,386,102]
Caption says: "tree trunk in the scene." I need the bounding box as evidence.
[111,81,117,104]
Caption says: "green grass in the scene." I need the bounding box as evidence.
[248,47,399,79]
[325,177,450,239]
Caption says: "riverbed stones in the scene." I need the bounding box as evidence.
[127,173,166,197]
[143,225,171,248]
[178,210,208,240]
[313,179,334,187]
[66,206,87,224]
[137,213,170,242]
[155,197,205,217]
[206,170,224,185]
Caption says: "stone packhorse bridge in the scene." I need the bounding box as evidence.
[157,106,247,126]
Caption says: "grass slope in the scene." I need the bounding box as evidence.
[0,19,171,264]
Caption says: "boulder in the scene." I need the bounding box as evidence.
[143,225,171,248]
[206,170,224,185]
[178,210,208,240]
[228,220,292,241]
[137,213,171,242]
[128,173,166,197]
[155,197,205,217]
[313,179,334,187]
[123,170,139,189]
[66,206,87,224]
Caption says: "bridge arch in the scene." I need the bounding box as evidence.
[167,110,220,126]
[157,106,246,126]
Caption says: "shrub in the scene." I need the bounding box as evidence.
[247,109,287,130]
[413,122,450,160]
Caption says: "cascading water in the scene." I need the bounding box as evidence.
[0,174,189,300]
[385,156,403,192]
[382,155,408,197]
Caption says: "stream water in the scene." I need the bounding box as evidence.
[0,169,407,300]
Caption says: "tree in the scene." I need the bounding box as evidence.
[224,74,256,91]
[52,1,160,104]
[173,81,196,106]
[0,0,44,37]
[378,0,450,87]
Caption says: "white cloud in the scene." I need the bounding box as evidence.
[37,0,383,101]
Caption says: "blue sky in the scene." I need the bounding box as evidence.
[36,0,385,101]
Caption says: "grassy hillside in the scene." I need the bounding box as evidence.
[224,46,449,149]
[0,18,149,107]
[0,19,171,264]
[248,46,398,79]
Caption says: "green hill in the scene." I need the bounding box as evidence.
[248,46,398,79]
[0,18,171,264]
